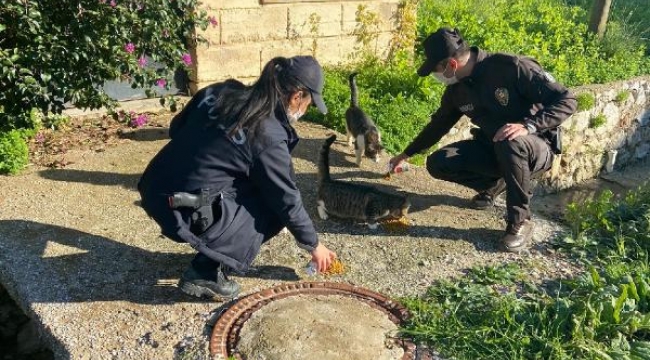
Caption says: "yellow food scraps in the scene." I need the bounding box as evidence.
[323,259,345,276]
[383,172,392,180]
[381,217,411,232]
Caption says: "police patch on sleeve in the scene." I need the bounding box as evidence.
[543,71,556,83]
[495,88,509,106]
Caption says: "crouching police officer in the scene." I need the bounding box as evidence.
[389,28,577,252]
[138,55,337,299]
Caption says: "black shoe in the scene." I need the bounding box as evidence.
[502,220,534,253]
[178,264,240,299]
[471,192,495,210]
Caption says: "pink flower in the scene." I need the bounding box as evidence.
[110,0,116,7]
[137,56,147,68]
[209,16,218,27]
[181,53,192,66]
[35,132,45,143]
[124,43,135,54]
[156,78,167,88]
[130,114,148,128]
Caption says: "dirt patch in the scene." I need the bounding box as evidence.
[236,294,404,360]
[28,114,170,168]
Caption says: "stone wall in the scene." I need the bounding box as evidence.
[437,76,650,194]
[191,0,402,91]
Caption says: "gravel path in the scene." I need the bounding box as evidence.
[0,117,581,360]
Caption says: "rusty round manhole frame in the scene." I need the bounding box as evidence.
[210,281,416,359]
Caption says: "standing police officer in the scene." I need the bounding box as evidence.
[138,56,337,299]
[389,28,577,252]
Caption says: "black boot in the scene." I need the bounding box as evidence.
[471,179,506,210]
[178,263,240,299]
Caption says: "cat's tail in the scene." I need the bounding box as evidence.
[348,72,359,108]
[318,134,337,183]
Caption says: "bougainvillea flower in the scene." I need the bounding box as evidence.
[181,53,192,66]
[131,113,148,127]
[124,43,135,54]
[138,56,147,68]
[110,0,116,7]
[156,78,167,88]
[209,16,218,27]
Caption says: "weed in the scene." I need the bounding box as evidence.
[589,114,607,128]
[615,90,630,103]
[576,93,596,112]
[43,114,70,130]
[0,130,29,175]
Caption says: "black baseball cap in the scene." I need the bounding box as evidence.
[286,56,328,114]
[417,28,465,77]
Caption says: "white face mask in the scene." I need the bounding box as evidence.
[287,109,304,124]
[287,97,305,124]
[432,63,459,86]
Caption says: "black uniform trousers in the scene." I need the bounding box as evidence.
[426,134,554,225]
[190,207,285,277]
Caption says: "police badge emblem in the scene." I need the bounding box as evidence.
[495,88,509,106]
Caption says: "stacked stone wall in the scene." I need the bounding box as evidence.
[191,0,401,91]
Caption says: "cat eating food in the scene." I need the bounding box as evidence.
[317,135,410,229]
[345,72,383,166]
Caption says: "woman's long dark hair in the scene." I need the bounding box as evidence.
[211,56,310,138]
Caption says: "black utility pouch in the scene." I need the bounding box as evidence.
[544,127,562,155]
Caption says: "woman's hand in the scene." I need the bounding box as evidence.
[311,243,337,273]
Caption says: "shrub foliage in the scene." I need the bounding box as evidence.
[0,0,212,131]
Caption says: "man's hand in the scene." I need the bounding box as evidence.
[388,153,410,171]
[493,123,529,142]
[311,243,337,273]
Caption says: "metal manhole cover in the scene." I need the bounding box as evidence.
[210,282,415,359]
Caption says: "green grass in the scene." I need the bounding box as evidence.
[399,183,650,360]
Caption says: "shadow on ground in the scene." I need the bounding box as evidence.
[0,220,295,305]
[38,169,140,189]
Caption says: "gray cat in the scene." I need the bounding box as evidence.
[317,135,410,229]
[345,72,383,166]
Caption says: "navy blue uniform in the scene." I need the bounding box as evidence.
[404,48,577,224]
[138,82,318,273]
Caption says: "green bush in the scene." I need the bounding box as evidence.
[416,0,650,87]
[0,0,212,131]
[0,130,29,175]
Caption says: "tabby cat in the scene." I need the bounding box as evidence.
[317,135,410,229]
[345,72,383,166]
